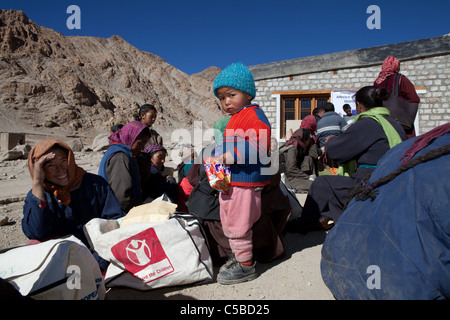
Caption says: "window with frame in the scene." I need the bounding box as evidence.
[280,92,330,139]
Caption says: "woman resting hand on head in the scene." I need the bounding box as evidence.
[23,139,125,271]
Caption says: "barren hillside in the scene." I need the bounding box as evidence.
[0,9,225,146]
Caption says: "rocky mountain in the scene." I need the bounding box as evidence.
[0,9,225,147]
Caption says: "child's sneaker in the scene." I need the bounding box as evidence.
[219,254,237,273]
[217,260,257,285]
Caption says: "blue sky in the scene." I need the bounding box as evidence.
[2,0,449,75]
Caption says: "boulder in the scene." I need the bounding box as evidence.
[0,144,31,161]
[92,133,110,152]
[67,138,84,152]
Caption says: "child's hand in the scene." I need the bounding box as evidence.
[221,152,234,166]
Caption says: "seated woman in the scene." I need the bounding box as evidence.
[98,121,150,213]
[138,143,178,203]
[300,114,320,174]
[22,140,125,271]
[282,128,317,193]
[291,86,408,234]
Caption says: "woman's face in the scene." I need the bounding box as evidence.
[131,135,150,157]
[141,110,157,127]
[43,148,69,186]
[151,150,166,170]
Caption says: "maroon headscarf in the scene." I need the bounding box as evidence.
[300,115,317,143]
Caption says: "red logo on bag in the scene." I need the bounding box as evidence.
[111,228,174,283]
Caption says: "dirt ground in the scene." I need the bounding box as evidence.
[0,152,334,300]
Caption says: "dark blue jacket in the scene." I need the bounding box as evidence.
[22,172,125,248]
[321,132,450,299]
[143,163,179,203]
[98,143,142,211]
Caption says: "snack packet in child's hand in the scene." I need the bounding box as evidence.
[204,157,231,193]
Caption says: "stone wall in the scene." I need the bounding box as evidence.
[249,35,450,140]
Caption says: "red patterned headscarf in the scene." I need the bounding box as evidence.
[28,139,85,206]
[374,56,400,85]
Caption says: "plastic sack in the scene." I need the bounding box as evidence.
[84,213,213,291]
[0,236,106,300]
[321,132,450,299]
[203,156,231,193]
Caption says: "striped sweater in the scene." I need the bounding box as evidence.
[219,104,271,187]
[316,111,349,146]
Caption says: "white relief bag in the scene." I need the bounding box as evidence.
[84,213,213,290]
[0,236,106,300]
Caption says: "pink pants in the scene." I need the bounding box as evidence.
[219,186,262,263]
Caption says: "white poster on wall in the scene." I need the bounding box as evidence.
[330,90,357,116]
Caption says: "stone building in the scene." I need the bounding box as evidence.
[249,34,450,141]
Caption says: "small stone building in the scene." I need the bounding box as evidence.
[0,132,25,151]
[249,34,450,141]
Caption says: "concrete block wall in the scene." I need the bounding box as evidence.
[249,35,450,140]
[252,53,450,139]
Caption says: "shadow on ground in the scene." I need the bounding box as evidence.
[104,229,327,300]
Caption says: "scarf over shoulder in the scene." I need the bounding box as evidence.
[337,107,403,176]
[285,128,307,152]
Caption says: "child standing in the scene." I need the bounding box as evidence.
[138,104,163,145]
[212,62,271,284]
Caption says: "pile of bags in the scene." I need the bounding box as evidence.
[0,199,213,299]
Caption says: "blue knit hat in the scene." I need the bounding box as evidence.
[213,62,256,99]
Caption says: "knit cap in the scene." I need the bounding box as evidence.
[213,62,256,99]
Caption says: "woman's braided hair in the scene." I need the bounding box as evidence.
[345,144,450,208]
